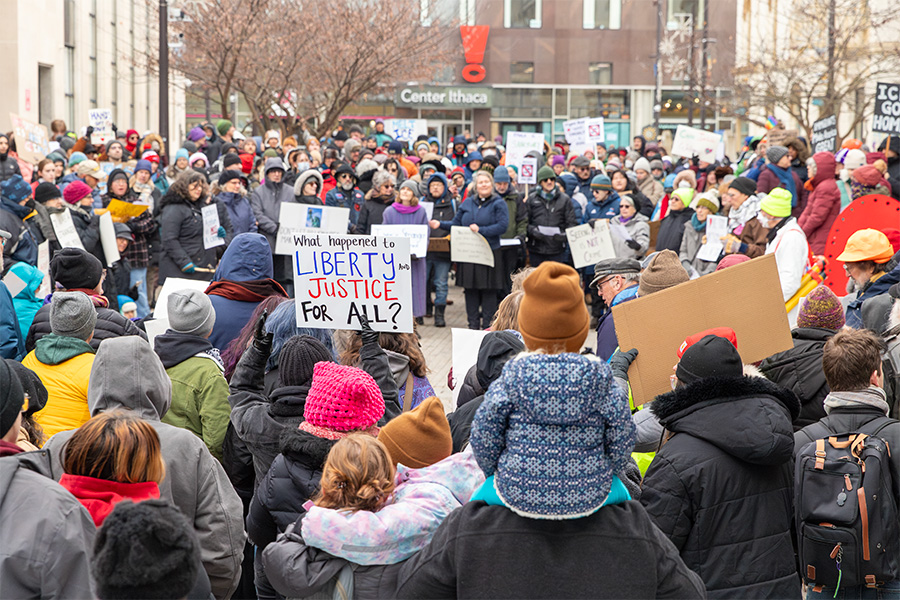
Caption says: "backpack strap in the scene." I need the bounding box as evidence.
[402,372,415,413]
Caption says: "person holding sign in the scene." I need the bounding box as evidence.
[423,172,456,327]
[158,171,222,284]
[525,166,577,267]
[430,170,509,330]
[678,191,721,277]
[384,180,429,322]
[609,195,650,260]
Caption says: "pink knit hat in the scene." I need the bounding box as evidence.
[299,362,385,440]
[63,180,93,205]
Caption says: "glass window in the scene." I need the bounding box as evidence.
[583,0,621,30]
[589,63,612,85]
[667,0,704,29]
[420,0,458,26]
[554,89,568,115]
[569,89,630,120]
[510,62,534,84]
[505,0,542,29]
[493,88,552,119]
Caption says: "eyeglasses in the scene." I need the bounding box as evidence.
[383,183,395,189]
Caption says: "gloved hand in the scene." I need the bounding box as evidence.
[608,348,638,381]
[86,126,95,138]
[181,262,195,274]
[625,239,641,250]
[721,234,742,254]
[691,155,700,167]
[588,219,599,227]
[358,314,380,346]
[217,226,227,238]
[252,309,273,353]
[529,229,546,241]
[553,233,567,243]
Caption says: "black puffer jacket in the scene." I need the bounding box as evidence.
[26,295,147,352]
[525,188,577,256]
[157,189,221,284]
[759,327,835,430]
[655,207,694,252]
[641,375,801,599]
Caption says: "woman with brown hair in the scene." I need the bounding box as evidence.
[59,409,165,526]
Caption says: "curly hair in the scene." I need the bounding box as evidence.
[169,169,209,203]
[372,168,397,192]
[339,330,428,377]
[314,434,395,513]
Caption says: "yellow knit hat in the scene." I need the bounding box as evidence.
[759,188,793,218]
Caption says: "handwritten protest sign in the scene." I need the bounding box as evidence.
[98,212,120,266]
[765,128,798,147]
[811,116,838,153]
[9,113,49,163]
[88,108,113,130]
[371,224,429,258]
[563,118,588,145]
[566,221,615,269]
[154,278,211,321]
[613,254,792,406]
[519,156,537,184]
[275,203,350,255]
[100,198,148,223]
[504,131,544,170]
[50,210,85,250]
[671,125,723,163]
[202,205,225,250]
[384,119,428,143]
[873,82,900,134]
[37,242,50,297]
[586,117,606,143]
[450,226,494,267]
[290,232,413,333]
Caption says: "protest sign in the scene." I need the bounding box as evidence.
[765,128,798,147]
[873,82,900,134]
[144,318,169,348]
[451,327,490,406]
[202,205,225,250]
[91,130,115,147]
[695,215,727,262]
[811,115,838,153]
[50,210,85,250]
[88,108,113,130]
[504,131,544,170]
[613,254,793,406]
[101,198,148,223]
[419,201,434,221]
[563,118,588,145]
[428,236,450,253]
[290,232,413,333]
[154,278,211,321]
[98,212,120,266]
[2,270,27,298]
[670,125,722,163]
[9,113,49,163]
[519,156,538,184]
[384,119,428,143]
[565,221,615,269]
[275,203,350,255]
[450,226,494,267]
[586,117,605,143]
[371,224,429,258]
[37,242,50,297]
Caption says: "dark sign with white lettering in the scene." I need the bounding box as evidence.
[873,82,900,134]
[811,115,837,153]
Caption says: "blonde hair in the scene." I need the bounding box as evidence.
[510,267,536,292]
[491,290,524,331]
[314,434,395,513]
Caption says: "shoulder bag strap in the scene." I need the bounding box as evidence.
[402,372,415,413]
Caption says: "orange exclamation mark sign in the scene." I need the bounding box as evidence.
[460,25,490,83]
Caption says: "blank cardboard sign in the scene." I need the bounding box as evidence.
[612,254,793,406]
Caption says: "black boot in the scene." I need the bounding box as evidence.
[415,316,424,325]
[434,304,446,327]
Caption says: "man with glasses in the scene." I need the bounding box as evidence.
[325,163,364,232]
[591,257,641,361]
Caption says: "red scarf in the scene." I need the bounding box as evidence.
[206,279,287,302]
[65,288,110,308]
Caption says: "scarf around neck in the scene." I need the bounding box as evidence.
[390,202,421,215]
[690,213,707,232]
[824,386,891,416]
[766,164,798,206]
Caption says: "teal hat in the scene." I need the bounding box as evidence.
[591,174,612,191]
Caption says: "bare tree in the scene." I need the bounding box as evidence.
[726,0,900,143]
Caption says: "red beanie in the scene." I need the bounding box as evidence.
[63,181,93,205]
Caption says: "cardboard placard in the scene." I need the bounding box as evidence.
[505,131,545,170]
[648,220,662,252]
[519,156,538,184]
[98,212,120,267]
[451,327,490,407]
[290,232,413,333]
[275,203,350,255]
[9,113,49,163]
[566,221,615,269]
[450,226,494,267]
[873,83,900,134]
[612,254,793,406]
[154,278,211,320]
[202,204,225,250]
[765,128,798,147]
[50,210,85,250]
[811,115,838,153]
[671,125,723,163]
[371,224,429,258]
[428,236,450,253]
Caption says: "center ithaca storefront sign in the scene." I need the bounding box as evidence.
[395,86,492,109]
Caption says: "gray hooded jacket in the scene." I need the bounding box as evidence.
[249,161,295,250]
[42,336,246,600]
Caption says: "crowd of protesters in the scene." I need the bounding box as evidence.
[0,118,899,599]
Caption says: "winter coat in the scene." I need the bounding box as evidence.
[766,217,810,302]
[8,261,43,336]
[438,192,509,250]
[525,188,578,256]
[0,452,95,599]
[798,153,841,254]
[158,189,218,283]
[102,190,157,268]
[42,336,246,599]
[583,192,622,222]
[679,219,717,276]
[759,327,835,430]
[0,197,39,266]
[641,375,801,599]
[0,281,24,360]
[656,207,694,252]
[395,500,706,599]
[59,473,160,527]
[596,285,639,361]
[325,186,365,230]
[356,190,394,235]
[0,153,22,181]
[424,173,456,260]
[154,332,231,462]
[250,179,295,251]
[216,191,257,236]
[757,165,808,218]
[638,175,665,206]
[846,259,900,329]
[23,334,95,440]
[610,213,650,260]
[262,453,485,599]
[26,291,147,352]
[292,170,325,205]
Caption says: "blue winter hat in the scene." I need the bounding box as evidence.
[1,175,32,203]
[663,173,677,190]
[493,166,510,184]
[469,353,636,520]
[134,159,152,175]
[387,140,404,154]
[68,151,88,168]
[175,148,190,161]
[466,151,483,165]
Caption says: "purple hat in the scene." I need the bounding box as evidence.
[188,127,206,142]
[797,286,845,330]
[550,155,566,167]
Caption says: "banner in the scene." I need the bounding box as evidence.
[290,232,413,333]
[371,224,429,258]
[565,221,615,269]
[383,119,428,143]
[275,203,350,255]
[811,115,838,153]
[202,205,225,250]
[50,210,85,250]
[9,113,49,163]
[670,125,723,163]
[873,82,900,134]
[450,226,494,267]
[98,212,120,266]
[504,131,544,170]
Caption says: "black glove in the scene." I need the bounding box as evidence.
[608,348,638,381]
[625,239,641,250]
[112,123,118,135]
[588,219,599,227]
[691,155,700,167]
[529,229,546,241]
[359,314,380,346]
[553,233,567,243]
[85,126,94,138]
[252,310,273,353]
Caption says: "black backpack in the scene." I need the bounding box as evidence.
[795,417,899,593]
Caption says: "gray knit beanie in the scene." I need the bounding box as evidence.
[766,145,789,165]
[167,289,216,337]
[50,292,97,341]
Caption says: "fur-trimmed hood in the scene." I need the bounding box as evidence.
[293,169,324,197]
[651,375,799,466]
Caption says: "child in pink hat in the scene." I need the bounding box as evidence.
[298,362,385,440]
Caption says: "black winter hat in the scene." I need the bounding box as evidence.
[334,130,349,142]
[50,247,104,290]
[218,169,244,186]
[728,176,757,197]
[222,153,242,169]
[92,499,200,600]
[676,334,743,385]
[34,182,62,204]
[278,334,333,387]
[5,359,48,416]
[0,359,25,438]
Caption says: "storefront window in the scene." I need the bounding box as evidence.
[510,62,535,84]
[667,0,704,29]
[583,0,621,30]
[569,89,629,120]
[493,88,552,119]
[504,0,542,28]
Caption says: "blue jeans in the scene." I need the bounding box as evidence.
[129,267,150,318]
[808,580,900,600]
[427,258,451,306]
